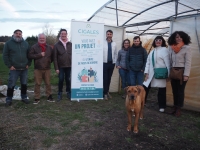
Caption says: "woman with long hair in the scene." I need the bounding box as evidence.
[143,36,170,112]
[116,39,130,98]
[168,31,192,117]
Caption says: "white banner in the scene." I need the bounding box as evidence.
[71,21,104,101]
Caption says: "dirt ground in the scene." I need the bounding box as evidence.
[0,87,200,150]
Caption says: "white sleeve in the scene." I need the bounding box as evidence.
[144,52,151,74]
[162,49,170,76]
[114,43,118,63]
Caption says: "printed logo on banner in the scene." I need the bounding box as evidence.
[86,24,91,28]
[78,24,99,35]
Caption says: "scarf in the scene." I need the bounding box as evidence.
[38,43,46,52]
[59,37,68,50]
[171,41,184,53]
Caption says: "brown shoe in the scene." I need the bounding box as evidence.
[107,93,112,99]
[171,106,177,114]
[33,99,40,105]
[174,108,181,117]
[104,95,108,100]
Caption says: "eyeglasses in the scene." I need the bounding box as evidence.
[155,39,162,42]
[124,42,129,44]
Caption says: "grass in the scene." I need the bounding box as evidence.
[32,126,61,136]
[94,121,104,127]
[0,94,200,149]
[43,137,59,147]
[1,54,200,149]
[125,137,132,143]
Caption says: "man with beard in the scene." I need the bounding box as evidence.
[54,29,72,101]
[28,33,54,104]
[3,29,31,106]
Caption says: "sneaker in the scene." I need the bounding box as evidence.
[104,94,108,100]
[33,99,40,104]
[5,101,12,107]
[21,98,29,104]
[107,92,112,99]
[47,95,55,102]
[159,108,165,113]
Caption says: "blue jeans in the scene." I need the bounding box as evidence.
[119,68,130,89]
[6,69,28,102]
[58,67,71,93]
[129,70,144,86]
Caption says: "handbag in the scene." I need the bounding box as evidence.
[152,50,168,79]
[169,67,184,85]
[169,53,184,85]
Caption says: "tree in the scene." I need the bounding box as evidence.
[26,35,38,47]
[42,23,57,45]
[0,36,11,42]
[0,43,4,54]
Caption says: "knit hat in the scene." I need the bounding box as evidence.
[14,29,22,33]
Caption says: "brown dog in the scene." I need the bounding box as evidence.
[125,85,146,133]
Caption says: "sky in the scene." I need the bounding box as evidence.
[0,0,109,38]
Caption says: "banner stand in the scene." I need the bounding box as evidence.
[71,20,104,101]
[71,98,103,102]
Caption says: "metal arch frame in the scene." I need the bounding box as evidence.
[123,9,200,27]
[175,0,178,18]
[125,13,200,36]
[87,0,200,37]
[178,2,199,12]
[87,0,114,21]
[122,0,174,26]
[127,27,170,32]
[138,33,169,37]
[195,16,200,53]
[105,6,137,14]
[115,0,119,26]
[139,22,159,36]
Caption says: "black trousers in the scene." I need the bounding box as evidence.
[103,62,115,95]
[143,85,166,108]
[171,79,187,107]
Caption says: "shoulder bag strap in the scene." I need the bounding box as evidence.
[152,50,155,68]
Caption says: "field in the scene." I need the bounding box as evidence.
[0,54,200,149]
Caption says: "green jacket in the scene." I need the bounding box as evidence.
[3,37,31,69]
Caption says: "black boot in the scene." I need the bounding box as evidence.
[21,84,29,104]
[21,84,27,97]
[5,87,14,107]
[7,87,14,98]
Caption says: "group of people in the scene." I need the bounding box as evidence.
[114,31,191,117]
[2,29,192,117]
[3,29,72,106]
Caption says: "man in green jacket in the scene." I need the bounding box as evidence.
[3,29,31,106]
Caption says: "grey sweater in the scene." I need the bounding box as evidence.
[116,49,128,69]
[169,45,192,76]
